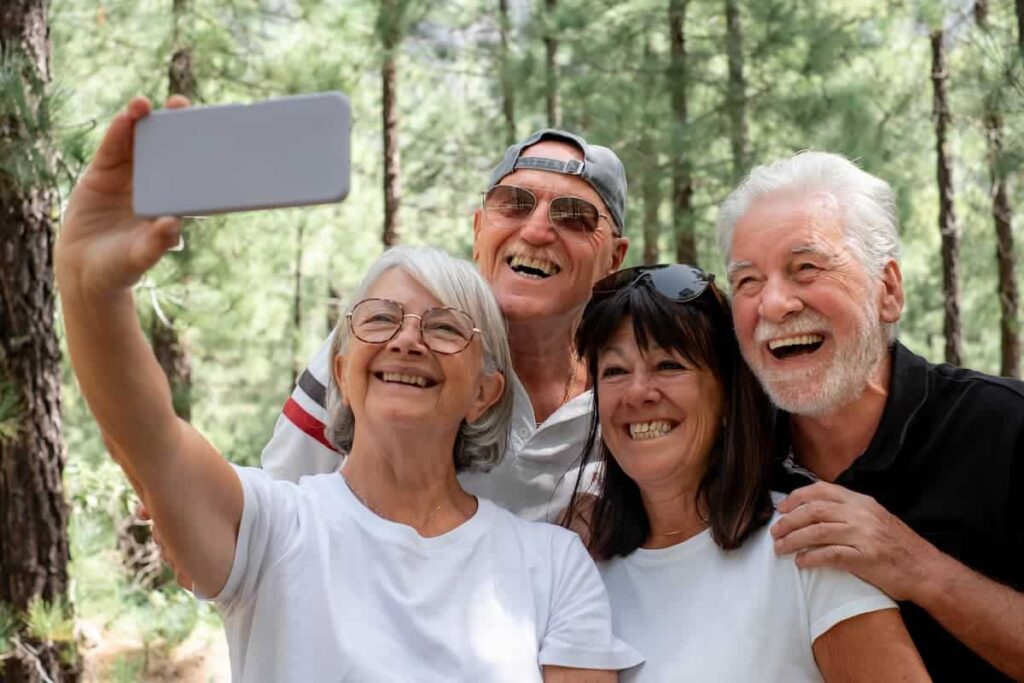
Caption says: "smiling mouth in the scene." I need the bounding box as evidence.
[628,420,677,440]
[767,334,825,360]
[374,372,437,388]
[506,254,560,279]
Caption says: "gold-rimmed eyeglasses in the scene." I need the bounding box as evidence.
[346,298,481,354]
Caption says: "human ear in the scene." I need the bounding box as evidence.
[332,354,349,407]
[879,260,904,325]
[471,208,484,263]
[466,370,506,423]
[608,235,629,274]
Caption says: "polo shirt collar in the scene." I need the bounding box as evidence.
[853,341,931,473]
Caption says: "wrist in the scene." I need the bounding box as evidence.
[906,541,956,606]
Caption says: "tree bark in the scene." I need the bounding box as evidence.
[498,0,516,145]
[0,1,79,680]
[1017,0,1024,52]
[544,0,561,128]
[984,108,1019,378]
[930,30,963,366]
[641,40,661,265]
[291,220,306,388]
[724,0,747,184]
[381,0,401,247]
[151,0,196,426]
[668,0,696,265]
[975,5,1020,378]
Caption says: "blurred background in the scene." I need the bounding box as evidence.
[2,0,1023,679]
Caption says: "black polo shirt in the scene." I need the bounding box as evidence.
[771,342,1024,682]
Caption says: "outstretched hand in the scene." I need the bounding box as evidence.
[57,96,190,296]
[771,481,941,602]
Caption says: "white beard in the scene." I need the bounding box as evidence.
[746,301,887,417]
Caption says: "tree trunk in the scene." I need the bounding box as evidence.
[930,30,963,366]
[984,108,1019,378]
[1017,0,1024,52]
[152,0,197,425]
[291,220,306,388]
[724,0,747,184]
[641,40,661,265]
[544,0,561,128]
[0,1,79,680]
[498,0,516,145]
[381,10,401,247]
[975,4,1020,378]
[668,0,696,265]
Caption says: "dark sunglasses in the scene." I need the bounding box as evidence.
[592,264,719,304]
[482,184,613,236]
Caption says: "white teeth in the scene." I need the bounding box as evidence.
[381,372,429,387]
[768,334,824,351]
[629,421,674,440]
[508,254,558,277]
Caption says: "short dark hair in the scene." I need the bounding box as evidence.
[567,278,775,558]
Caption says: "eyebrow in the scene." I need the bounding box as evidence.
[726,260,752,278]
[791,244,831,258]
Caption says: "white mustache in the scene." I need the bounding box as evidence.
[753,310,831,344]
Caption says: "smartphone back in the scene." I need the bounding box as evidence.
[133,92,350,216]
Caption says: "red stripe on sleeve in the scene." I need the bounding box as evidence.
[282,398,338,452]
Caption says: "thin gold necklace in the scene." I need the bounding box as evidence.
[341,472,441,523]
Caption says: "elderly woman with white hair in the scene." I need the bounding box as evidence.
[56,97,641,681]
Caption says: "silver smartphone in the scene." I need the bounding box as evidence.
[133,92,351,217]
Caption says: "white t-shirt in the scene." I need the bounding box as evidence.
[261,331,595,522]
[599,506,896,682]
[213,466,642,682]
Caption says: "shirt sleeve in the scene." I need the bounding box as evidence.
[209,466,303,609]
[261,332,344,482]
[539,532,645,671]
[800,564,898,642]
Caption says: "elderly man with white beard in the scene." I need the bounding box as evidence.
[717,151,1024,682]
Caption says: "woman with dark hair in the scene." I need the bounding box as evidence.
[567,264,929,681]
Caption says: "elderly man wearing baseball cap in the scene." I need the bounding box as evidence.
[262,128,629,521]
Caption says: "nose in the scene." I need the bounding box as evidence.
[622,370,659,407]
[757,276,804,323]
[386,315,427,355]
[517,199,558,245]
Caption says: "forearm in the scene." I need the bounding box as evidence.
[913,552,1024,680]
[61,282,180,474]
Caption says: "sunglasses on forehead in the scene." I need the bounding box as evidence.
[591,264,720,304]
[482,184,615,236]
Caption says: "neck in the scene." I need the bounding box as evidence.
[638,477,707,550]
[507,314,586,423]
[789,351,892,482]
[343,425,475,536]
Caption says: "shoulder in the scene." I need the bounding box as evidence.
[911,346,1024,417]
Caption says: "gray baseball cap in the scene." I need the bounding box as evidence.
[486,129,627,234]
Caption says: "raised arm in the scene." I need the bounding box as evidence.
[56,96,241,597]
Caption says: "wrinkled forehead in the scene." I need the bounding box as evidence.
[497,140,609,212]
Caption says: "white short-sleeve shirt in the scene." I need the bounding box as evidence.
[599,505,896,682]
[213,466,642,682]
[261,331,596,522]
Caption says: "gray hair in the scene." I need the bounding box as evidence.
[716,151,901,279]
[325,245,513,473]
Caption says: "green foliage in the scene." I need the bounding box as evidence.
[0,602,15,657]
[25,596,75,644]
[0,379,21,445]
[42,1,1024,674]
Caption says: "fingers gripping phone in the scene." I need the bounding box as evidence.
[133,92,351,217]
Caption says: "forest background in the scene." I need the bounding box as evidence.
[2,0,1023,680]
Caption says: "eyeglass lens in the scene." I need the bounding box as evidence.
[349,299,476,354]
[484,185,601,234]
